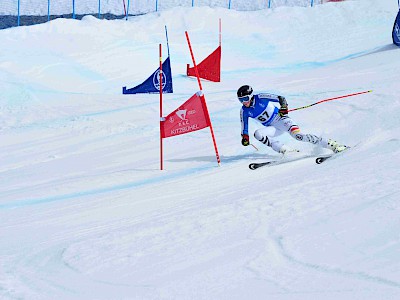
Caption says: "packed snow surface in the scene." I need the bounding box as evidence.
[1,0,400,299]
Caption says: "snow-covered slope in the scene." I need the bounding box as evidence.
[1,0,400,299]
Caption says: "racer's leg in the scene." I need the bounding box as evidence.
[254,126,286,153]
[274,116,347,152]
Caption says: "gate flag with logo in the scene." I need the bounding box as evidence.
[393,9,400,47]
[123,26,173,94]
[160,91,211,139]
[159,32,221,170]
[122,56,173,94]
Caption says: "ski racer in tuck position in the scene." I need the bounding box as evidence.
[238,85,348,154]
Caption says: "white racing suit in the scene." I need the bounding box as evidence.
[241,93,333,153]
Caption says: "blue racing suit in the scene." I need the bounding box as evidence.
[240,93,280,136]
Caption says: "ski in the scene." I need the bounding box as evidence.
[251,145,353,169]
[315,155,332,164]
[315,146,352,164]
[249,153,313,170]
[249,161,276,170]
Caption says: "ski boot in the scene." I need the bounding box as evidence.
[327,139,348,153]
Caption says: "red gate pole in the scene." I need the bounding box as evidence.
[185,31,221,166]
[159,44,164,170]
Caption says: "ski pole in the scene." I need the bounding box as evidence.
[288,90,372,112]
[250,143,259,151]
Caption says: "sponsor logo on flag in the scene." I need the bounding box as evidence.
[161,92,210,138]
[123,57,173,94]
[153,70,167,91]
[393,10,400,46]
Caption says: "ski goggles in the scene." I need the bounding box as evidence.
[238,93,253,103]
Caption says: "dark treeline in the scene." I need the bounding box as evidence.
[0,13,143,30]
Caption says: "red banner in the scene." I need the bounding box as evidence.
[161,92,211,139]
[187,46,221,82]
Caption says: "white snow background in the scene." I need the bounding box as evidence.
[1,0,400,299]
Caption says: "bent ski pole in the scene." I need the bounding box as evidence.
[288,90,372,112]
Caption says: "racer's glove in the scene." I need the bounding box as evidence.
[241,134,250,146]
[278,96,288,117]
[279,106,288,117]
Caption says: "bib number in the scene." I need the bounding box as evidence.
[257,110,270,122]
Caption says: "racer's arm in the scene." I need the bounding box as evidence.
[240,108,250,146]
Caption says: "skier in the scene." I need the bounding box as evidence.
[237,85,348,154]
